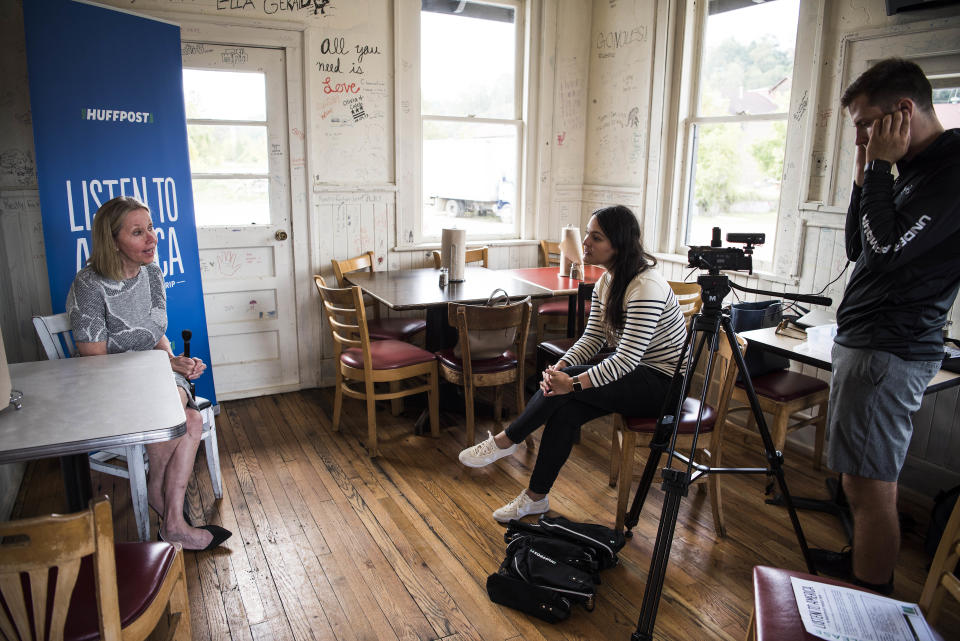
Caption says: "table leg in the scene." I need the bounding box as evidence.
[566,295,576,337]
[60,453,93,512]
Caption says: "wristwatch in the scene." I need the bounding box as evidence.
[865,159,892,175]
[571,375,583,393]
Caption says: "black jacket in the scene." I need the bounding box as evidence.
[835,128,960,361]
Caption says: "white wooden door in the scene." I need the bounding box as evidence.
[182,44,299,400]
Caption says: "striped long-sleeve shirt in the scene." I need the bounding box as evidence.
[561,269,686,387]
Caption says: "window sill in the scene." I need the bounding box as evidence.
[392,238,539,252]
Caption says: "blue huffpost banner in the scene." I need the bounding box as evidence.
[24,0,216,404]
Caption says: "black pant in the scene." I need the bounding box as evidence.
[504,364,671,495]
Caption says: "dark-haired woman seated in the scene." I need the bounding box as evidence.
[458,205,687,522]
[66,196,231,551]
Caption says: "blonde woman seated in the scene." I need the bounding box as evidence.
[66,196,231,551]
[458,206,687,522]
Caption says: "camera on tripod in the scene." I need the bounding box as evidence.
[687,228,765,275]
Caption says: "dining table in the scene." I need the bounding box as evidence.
[498,264,606,336]
[737,324,960,543]
[1,350,187,513]
[343,265,555,351]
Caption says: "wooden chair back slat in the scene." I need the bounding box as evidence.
[431,246,489,269]
[32,313,77,360]
[0,498,123,641]
[920,492,960,625]
[447,297,529,332]
[668,281,703,322]
[331,251,375,285]
[539,240,561,267]
[314,275,371,355]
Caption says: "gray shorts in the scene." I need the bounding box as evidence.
[826,343,939,481]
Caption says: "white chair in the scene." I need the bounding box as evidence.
[32,313,222,541]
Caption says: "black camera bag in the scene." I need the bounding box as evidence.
[485,571,573,623]
[505,516,625,570]
[505,533,601,582]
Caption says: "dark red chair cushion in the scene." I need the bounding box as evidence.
[737,370,829,403]
[367,317,427,341]
[539,338,575,358]
[436,348,518,374]
[623,397,716,434]
[751,566,886,641]
[341,340,436,370]
[64,542,177,641]
[538,300,591,316]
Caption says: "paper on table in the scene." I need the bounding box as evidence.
[559,226,581,277]
[790,576,935,641]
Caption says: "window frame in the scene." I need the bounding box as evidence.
[395,0,537,248]
[661,0,820,277]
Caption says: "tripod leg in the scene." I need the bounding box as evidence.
[632,469,687,641]
[721,316,815,573]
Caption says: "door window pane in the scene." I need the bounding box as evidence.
[192,179,269,226]
[421,120,517,238]
[421,2,516,119]
[697,0,799,117]
[183,69,266,121]
[187,125,268,174]
[685,120,785,263]
[933,84,960,129]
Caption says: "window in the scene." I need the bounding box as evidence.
[681,0,800,263]
[419,0,523,240]
[183,69,270,226]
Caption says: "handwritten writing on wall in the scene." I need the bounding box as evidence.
[0,149,36,186]
[316,37,382,76]
[216,0,332,17]
[595,25,648,59]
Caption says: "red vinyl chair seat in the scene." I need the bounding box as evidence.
[539,338,575,358]
[538,300,590,316]
[367,317,427,341]
[737,370,829,403]
[64,542,177,641]
[749,566,933,641]
[623,397,716,435]
[341,340,436,370]
[436,348,518,374]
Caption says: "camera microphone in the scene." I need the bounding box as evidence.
[711,227,722,247]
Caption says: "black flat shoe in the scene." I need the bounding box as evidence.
[158,524,232,551]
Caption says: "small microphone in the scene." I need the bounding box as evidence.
[710,227,722,248]
[181,329,192,358]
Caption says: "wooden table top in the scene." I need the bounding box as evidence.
[739,326,960,395]
[344,266,554,311]
[0,350,186,463]
[500,265,606,295]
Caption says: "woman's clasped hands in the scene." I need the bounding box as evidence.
[170,354,206,380]
[541,362,574,397]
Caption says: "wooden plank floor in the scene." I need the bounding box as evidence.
[12,387,958,641]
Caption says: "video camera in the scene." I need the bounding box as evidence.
[687,228,764,275]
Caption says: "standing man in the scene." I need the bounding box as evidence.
[812,58,960,594]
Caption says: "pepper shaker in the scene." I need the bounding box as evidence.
[439,267,448,288]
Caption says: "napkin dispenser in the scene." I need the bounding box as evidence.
[441,228,467,282]
[559,225,581,277]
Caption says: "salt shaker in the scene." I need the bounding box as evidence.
[570,262,582,280]
[438,267,448,288]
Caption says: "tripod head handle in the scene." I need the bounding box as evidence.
[729,281,831,307]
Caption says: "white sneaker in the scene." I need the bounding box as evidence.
[458,431,517,468]
[493,491,550,523]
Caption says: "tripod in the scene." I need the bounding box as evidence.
[627,273,815,641]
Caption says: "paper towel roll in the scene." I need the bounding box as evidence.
[559,226,581,277]
[441,228,467,282]
[0,323,9,409]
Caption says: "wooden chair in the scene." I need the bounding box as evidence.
[539,240,561,267]
[536,241,589,345]
[32,313,222,542]
[668,280,703,329]
[536,281,596,374]
[436,297,532,447]
[609,330,746,536]
[331,251,427,342]
[314,275,439,457]
[746,493,960,640]
[0,496,191,641]
[430,246,489,269]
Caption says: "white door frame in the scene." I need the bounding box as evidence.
[163,16,317,393]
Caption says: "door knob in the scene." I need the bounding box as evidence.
[275,230,288,241]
